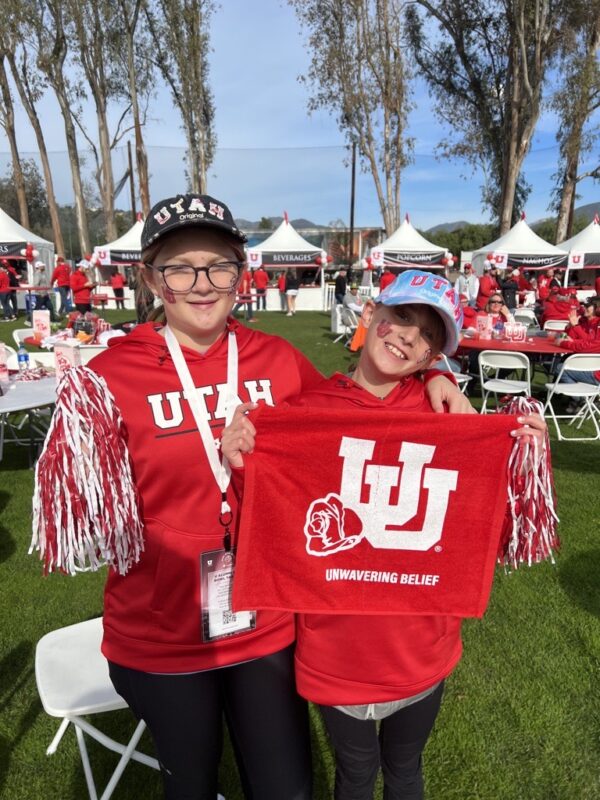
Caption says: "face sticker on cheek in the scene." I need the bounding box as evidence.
[163,287,176,303]
[376,320,393,338]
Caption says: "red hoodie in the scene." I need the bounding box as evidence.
[289,374,463,705]
[561,321,600,380]
[85,321,323,673]
[51,263,71,287]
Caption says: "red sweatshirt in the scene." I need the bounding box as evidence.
[70,270,93,304]
[252,268,269,290]
[562,322,600,380]
[0,270,8,292]
[476,274,498,310]
[51,263,71,287]
[289,374,463,705]
[87,321,323,673]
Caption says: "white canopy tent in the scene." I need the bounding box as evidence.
[369,216,448,270]
[246,218,322,268]
[93,214,143,267]
[0,206,54,282]
[471,216,568,275]
[560,215,600,285]
[246,217,327,308]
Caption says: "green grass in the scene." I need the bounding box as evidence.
[0,311,599,799]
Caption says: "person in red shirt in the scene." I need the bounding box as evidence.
[110,268,126,309]
[70,261,96,313]
[379,267,396,292]
[233,268,256,322]
[252,266,269,311]
[51,256,72,315]
[33,196,473,799]
[222,270,545,800]
[0,263,12,320]
[476,265,499,309]
[277,271,287,312]
[460,293,479,328]
[541,287,580,326]
[536,268,560,303]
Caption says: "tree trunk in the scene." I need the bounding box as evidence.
[0,59,29,228]
[54,83,91,254]
[7,55,65,253]
[555,149,579,243]
[128,49,150,215]
[96,106,117,240]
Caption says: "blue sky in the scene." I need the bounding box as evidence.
[2,0,599,229]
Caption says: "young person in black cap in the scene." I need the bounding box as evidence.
[33,192,472,800]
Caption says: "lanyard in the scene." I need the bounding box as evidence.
[164,326,239,547]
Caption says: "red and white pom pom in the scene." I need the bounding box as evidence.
[30,366,144,575]
[496,396,559,568]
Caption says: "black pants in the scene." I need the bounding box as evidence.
[75,302,92,314]
[255,289,266,311]
[319,682,444,800]
[113,287,125,309]
[109,645,312,800]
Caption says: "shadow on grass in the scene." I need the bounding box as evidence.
[558,549,600,617]
[0,490,16,563]
[0,640,38,796]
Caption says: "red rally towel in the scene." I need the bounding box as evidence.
[233,407,540,618]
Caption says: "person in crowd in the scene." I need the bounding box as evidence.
[32,192,474,799]
[277,271,287,312]
[540,286,580,327]
[499,269,520,311]
[455,263,479,305]
[285,268,300,316]
[3,258,20,318]
[477,293,514,328]
[334,268,348,304]
[594,270,600,296]
[252,265,269,311]
[536,268,561,303]
[222,270,546,800]
[110,268,126,310]
[341,283,364,329]
[460,293,478,329]
[557,300,600,411]
[233,267,256,322]
[379,266,396,292]
[476,264,499,309]
[566,298,600,337]
[70,260,96,314]
[30,261,58,322]
[0,261,13,321]
[51,256,72,316]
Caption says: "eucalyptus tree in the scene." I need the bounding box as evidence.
[551,3,600,242]
[290,0,411,235]
[0,54,29,228]
[3,0,65,251]
[144,0,217,194]
[406,0,569,233]
[31,0,91,253]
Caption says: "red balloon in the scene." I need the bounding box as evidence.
[25,243,34,262]
[327,255,333,263]
[315,256,322,266]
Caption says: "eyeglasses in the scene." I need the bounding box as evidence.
[490,299,503,304]
[148,261,244,292]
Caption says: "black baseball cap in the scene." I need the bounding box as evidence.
[141,193,248,250]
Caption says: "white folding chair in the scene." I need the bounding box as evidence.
[12,328,31,347]
[36,617,160,800]
[543,319,569,332]
[440,354,471,394]
[513,309,537,327]
[330,303,344,336]
[333,308,358,345]
[478,350,531,413]
[543,353,600,441]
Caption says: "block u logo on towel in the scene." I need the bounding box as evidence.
[304,437,458,556]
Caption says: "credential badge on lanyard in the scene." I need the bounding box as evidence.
[164,326,257,641]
